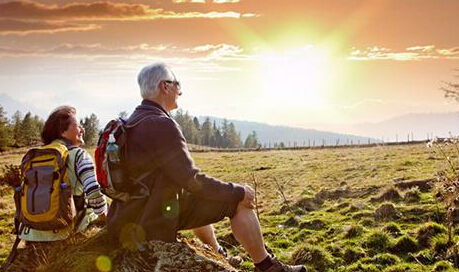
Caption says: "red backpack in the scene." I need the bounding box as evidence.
[95,116,153,202]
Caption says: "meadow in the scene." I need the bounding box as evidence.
[0,143,458,271]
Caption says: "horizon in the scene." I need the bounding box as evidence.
[0,0,458,139]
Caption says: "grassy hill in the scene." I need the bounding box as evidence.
[0,143,458,271]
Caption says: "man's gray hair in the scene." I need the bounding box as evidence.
[137,63,172,100]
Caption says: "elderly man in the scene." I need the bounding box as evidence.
[107,63,306,272]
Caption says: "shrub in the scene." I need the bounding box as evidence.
[390,235,418,255]
[383,222,402,237]
[403,187,421,203]
[291,245,334,272]
[371,253,400,267]
[362,230,392,256]
[416,222,446,248]
[0,164,21,187]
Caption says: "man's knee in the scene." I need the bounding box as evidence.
[234,202,253,217]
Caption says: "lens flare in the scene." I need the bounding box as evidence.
[95,255,112,272]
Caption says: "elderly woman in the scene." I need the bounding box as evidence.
[19,105,107,241]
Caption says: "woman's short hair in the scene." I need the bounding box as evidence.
[41,106,76,145]
[137,62,172,100]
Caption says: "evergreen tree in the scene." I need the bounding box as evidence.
[21,112,40,146]
[0,105,13,151]
[193,117,200,131]
[210,121,219,147]
[221,119,229,148]
[226,122,241,148]
[201,117,213,146]
[244,131,259,148]
[81,113,99,146]
[12,111,23,147]
[118,111,129,119]
[33,115,44,140]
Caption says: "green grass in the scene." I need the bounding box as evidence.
[1,143,459,271]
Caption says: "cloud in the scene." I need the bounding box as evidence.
[187,43,246,60]
[348,45,458,61]
[0,1,162,20]
[172,0,240,3]
[406,45,435,52]
[173,0,206,3]
[0,42,250,62]
[0,1,257,34]
[213,0,241,3]
[437,47,459,56]
[0,19,100,35]
[0,1,253,20]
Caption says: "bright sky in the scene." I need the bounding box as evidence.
[0,0,458,132]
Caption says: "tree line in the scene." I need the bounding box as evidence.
[0,104,259,151]
[0,104,100,151]
[172,109,260,149]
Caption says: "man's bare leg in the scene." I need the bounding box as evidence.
[193,224,219,251]
[230,203,269,263]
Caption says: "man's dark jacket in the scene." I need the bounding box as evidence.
[107,99,245,243]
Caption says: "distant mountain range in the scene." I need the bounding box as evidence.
[198,116,378,147]
[317,112,459,142]
[200,112,459,146]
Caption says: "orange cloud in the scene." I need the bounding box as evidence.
[348,45,459,61]
[437,47,459,56]
[0,1,256,34]
[0,1,253,20]
[0,1,161,20]
[0,19,100,35]
[0,42,250,61]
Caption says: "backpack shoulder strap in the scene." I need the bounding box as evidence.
[1,224,24,271]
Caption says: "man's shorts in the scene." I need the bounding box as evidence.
[177,191,240,230]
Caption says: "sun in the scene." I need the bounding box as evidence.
[257,46,335,110]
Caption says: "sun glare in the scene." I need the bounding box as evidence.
[257,46,335,110]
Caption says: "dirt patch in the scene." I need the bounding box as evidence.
[394,179,435,192]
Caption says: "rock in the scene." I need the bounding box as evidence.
[6,230,238,272]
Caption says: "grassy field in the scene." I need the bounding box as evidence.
[1,143,458,271]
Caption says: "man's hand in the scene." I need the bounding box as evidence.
[241,184,256,209]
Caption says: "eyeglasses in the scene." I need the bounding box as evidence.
[163,80,181,91]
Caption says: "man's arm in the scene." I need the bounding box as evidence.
[156,118,245,203]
